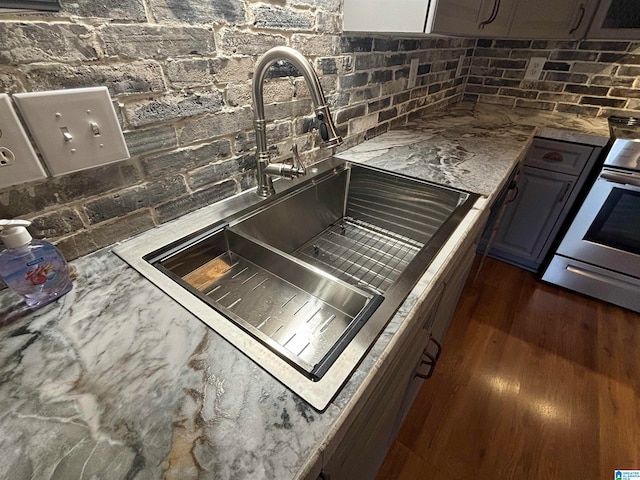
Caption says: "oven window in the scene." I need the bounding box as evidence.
[584,187,640,255]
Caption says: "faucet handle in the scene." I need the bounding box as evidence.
[290,143,306,176]
[264,144,306,179]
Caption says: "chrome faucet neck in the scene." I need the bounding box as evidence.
[252,46,342,198]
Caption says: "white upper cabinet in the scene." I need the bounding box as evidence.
[426,0,515,37]
[508,0,598,39]
[588,0,640,39]
[343,0,430,33]
[342,0,516,35]
[343,0,609,40]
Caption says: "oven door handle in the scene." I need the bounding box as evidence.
[600,171,640,188]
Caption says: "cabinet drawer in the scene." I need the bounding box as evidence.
[524,138,594,176]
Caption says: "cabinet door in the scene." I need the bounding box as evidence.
[321,329,429,480]
[430,245,476,345]
[490,166,575,270]
[343,0,429,33]
[394,282,445,429]
[588,0,640,39]
[427,0,515,36]
[509,0,597,39]
[321,286,440,480]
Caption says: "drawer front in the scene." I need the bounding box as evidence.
[524,138,594,176]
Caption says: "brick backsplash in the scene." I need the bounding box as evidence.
[0,1,471,260]
[467,38,640,117]
[9,4,640,264]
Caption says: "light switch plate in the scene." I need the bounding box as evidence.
[0,94,47,189]
[13,87,130,176]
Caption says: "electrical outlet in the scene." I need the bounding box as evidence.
[0,94,47,189]
[13,87,129,176]
[408,58,419,89]
[524,57,547,81]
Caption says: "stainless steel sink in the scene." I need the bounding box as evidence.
[114,158,479,410]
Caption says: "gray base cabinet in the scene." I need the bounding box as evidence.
[490,166,575,269]
[319,218,483,480]
[484,137,602,273]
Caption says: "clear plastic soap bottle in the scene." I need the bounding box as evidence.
[0,219,72,308]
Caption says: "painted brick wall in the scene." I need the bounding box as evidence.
[467,38,640,117]
[0,1,471,260]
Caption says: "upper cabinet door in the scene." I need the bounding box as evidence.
[508,0,598,39]
[588,0,640,39]
[426,0,516,37]
[343,0,430,33]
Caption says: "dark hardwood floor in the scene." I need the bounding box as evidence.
[376,256,640,480]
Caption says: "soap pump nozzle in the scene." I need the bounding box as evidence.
[0,219,33,250]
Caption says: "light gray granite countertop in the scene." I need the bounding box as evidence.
[336,102,609,202]
[0,102,609,480]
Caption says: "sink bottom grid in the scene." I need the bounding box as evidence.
[294,216,425,294]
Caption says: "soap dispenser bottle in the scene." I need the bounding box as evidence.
[0,219,72,308]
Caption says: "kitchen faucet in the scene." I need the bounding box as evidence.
[252,46,343,197]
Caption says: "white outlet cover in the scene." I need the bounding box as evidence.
[408,58,419,89]
[0,94,47,189]
[524,57,547,81]
[455,55,465,77]
[13,87,130,176]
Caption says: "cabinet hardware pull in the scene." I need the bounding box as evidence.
[429,337,442,362]
[557,182,572,203]
[542,151,564,162]
[479,0,500,29]
[416,338,443,380]
[569,4,586,35]
[318,472,331,480]
[506,185,519,204]
[416,352,436,379]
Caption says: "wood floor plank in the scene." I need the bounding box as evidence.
[376,441,426,480]
[597,302,640,478]
[377,442,455,480]
[379,257,640,480]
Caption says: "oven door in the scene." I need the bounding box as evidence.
[557,168,640,279]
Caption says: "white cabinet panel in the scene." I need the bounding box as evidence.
[508,0,597,39]
[343,0,429,33]
[344,0,603,39]
[427,0,515,37]
[343,0,516,36]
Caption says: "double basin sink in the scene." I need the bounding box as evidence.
[114,159,478,410]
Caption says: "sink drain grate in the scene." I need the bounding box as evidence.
[295,217,424,293]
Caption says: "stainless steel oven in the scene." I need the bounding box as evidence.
[543,139,640,313]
